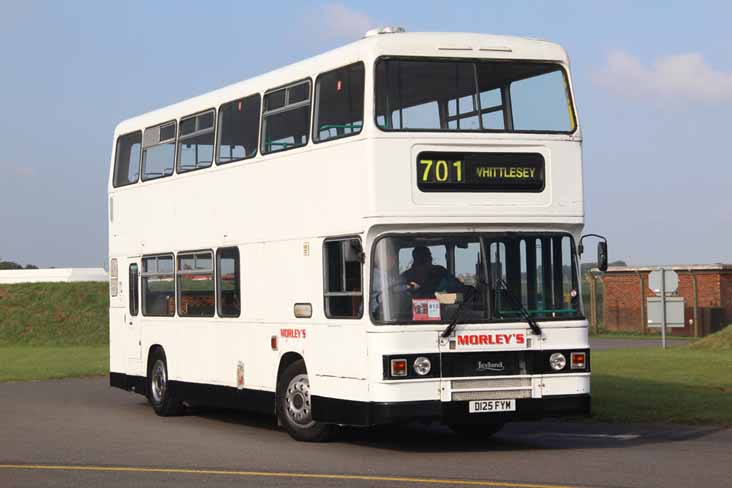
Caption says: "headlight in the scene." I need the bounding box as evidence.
[549,352,567,371]
[413,356,431,376]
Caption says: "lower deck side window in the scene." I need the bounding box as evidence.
[142,255,175,316]
[129,263,139,316]
[217,247,241,317]
[178,251,215,317]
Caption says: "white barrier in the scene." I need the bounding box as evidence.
[0,268,108,284]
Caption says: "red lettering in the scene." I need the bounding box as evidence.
[516,334,525,344]
[479,335,488,345]
[496,335,505,344]
[302,329,307,339]
[469,335,479,345]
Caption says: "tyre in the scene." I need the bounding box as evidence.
[448,422,504,438]
[277,359,336,442]
[147,349,185,416]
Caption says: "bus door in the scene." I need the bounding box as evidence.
[125,257,142,365]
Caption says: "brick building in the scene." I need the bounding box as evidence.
[601,264,732,337]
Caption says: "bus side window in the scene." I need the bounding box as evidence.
[113,131,141,187]
[261,80,311,154]
[323,238,363,319]
[217,95,260,165]
[178,110,216,173]
[129,263,139,316]
[142,121,176,181]
[217,247,241,317]
[177,251,215,317]
[313,62,364,143]
[141,255,176,317]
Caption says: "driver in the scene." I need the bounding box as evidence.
[400,246,463,298]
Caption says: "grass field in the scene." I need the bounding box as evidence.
[0,282,109,382]
[0,282,108,346]
[0,346,108,382]
[591,346,732,425]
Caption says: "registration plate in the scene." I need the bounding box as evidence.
[469,399,516,413]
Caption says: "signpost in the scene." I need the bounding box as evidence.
[647,269,679,349]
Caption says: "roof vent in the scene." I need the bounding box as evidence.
[364,26,406,38]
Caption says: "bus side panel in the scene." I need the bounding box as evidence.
[109,307,126,376]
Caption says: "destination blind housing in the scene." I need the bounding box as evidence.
[417,152,545,192]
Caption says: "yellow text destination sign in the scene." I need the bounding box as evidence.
[416,152,545,192]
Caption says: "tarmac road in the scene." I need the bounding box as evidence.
[1,378,729,488]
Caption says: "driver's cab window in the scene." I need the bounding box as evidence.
[372,237,484,323]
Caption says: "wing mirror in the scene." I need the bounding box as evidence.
[597,241,608,272]
[578,234,608,272]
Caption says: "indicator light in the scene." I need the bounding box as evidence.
[571,352,586,370]
[390,359,408,377]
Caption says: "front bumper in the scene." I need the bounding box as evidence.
[312,394,591,426]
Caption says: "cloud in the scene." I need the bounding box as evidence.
[309,3,376,41]
[594,50,732,103]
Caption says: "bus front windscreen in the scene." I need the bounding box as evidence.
[375,58,576,133]
[371,234,582,325]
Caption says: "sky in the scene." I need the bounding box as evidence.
[1,0,731,268]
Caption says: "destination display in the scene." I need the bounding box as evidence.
[416,152,545,192]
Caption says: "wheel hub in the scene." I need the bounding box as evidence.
[151,360,167,403]
[285,374,314,427]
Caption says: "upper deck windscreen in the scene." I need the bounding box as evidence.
[375,58,576,134]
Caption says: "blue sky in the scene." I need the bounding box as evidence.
[1,1,731,268]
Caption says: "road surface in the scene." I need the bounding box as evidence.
[0,378,728,488]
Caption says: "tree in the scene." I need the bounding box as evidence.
[0,261,23,270]
[0,260,39,270]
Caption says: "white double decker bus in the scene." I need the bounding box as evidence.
[108,29,606,441]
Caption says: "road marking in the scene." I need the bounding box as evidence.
[532,433,640,441]
[0,464,583,488]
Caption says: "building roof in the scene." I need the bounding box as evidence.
[604,264,732,274]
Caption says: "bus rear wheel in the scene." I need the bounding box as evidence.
[147,349,184,416]
[277,359,336,442]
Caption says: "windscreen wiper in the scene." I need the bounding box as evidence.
[441,285,478,339]
[496,279,542,336]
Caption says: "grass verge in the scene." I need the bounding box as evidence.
[0,346,108,382]
[591,347,732,425]
[0,282,108,346]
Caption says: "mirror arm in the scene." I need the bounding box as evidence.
[578,233,607,256]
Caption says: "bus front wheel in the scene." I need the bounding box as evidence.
[147,349,185,416]
[277,359,336,442]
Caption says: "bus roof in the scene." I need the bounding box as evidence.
[113,31,570,136]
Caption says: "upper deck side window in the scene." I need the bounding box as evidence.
[375,58,576,134]
[142,121,177,181]
[314,63,365,143]
[261,80,311,154]
[178,110,215,173]
[113,131,142,187]
[217,94,261,165]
